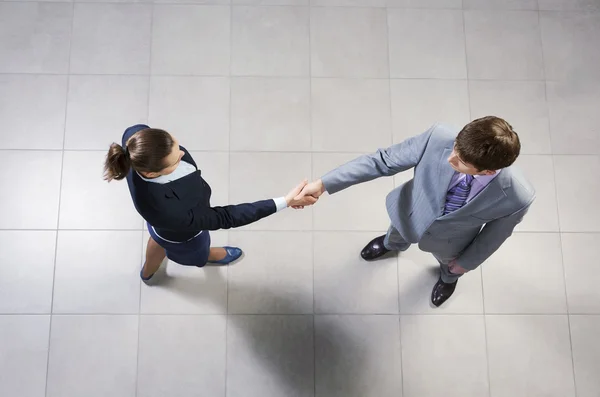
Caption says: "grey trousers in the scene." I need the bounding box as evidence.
[383,225,462,284]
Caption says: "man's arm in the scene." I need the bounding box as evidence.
[454,203,532,272]
[296,126,435,200]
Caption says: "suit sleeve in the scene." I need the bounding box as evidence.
[182,199,277,231]
[455,202,533,271]
[321,125,435,195]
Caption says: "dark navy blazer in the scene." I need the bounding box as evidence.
[122,124,275,242]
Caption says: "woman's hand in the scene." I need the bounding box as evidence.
[285,180,319,209]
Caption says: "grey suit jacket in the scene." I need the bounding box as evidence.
[321,123,535,271]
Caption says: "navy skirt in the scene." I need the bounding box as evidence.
[147,223,211,267]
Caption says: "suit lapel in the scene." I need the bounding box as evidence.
[445,170,510,218]
[437,147,457,208]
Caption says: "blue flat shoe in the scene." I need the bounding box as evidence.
[207,246,243,265]
[140,268,156,282]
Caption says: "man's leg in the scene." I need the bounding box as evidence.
[430,253,462,307]
[361,225,410,261]
[383,225,411,252]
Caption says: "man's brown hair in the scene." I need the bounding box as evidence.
[454,116,521,171]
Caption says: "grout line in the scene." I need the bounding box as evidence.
[2,147,597,156]
[0,71,556,83]
[5,312,592,316]
[385,7,405,396]
[135,1,156,394]
[224,4,233,396]
[44,1,76,395]
[0,0,473,10]
[539,3,578,384]
[307,7,318,396]
[5,229,600,234]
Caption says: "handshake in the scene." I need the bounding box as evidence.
[284,179,326,209]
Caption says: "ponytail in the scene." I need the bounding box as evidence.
[103,143,131,182]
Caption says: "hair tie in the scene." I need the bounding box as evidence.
[123,146,130,158]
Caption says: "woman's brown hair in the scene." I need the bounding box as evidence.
[103,128,175,182]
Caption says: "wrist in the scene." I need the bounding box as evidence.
[318,179,326,194]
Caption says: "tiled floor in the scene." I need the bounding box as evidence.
[1,0,600,396]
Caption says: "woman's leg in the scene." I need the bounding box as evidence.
[142,237,166,278]
[207,247,227,262]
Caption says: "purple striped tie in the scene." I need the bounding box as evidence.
[444,174,474,215]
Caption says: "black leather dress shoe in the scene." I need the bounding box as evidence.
[360,235,390,261]
[431,277,458,307]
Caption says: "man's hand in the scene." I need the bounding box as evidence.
[448,259,468,275]
[285,180,319,209]
[290,179,325,209]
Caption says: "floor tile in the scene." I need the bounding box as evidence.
[391,79,470,143]
[230,77,310,151]
[546,80,600,155]
[189,151,229,207]
[59,151,143,230]
[554,155,600,232]
[156,0,228,4]
[53,231,141,314]
[0,231,56,314]
[314,232,399,313]
[513,155,560,232]
[70,3,151,74]
[387,0,461,7]
[388,8,467,79]
[65,75,148,150]
[47,315,138,397]
[482,233,567,313]
[313,0,385,6]
[228,231,313,314]
[149,76,229,151]
[463,0,537,9]
[310,7,388,78]
[232,6,309,76]
[397,245,484,314]
[464,10,544,79]
[561,234,600,314]
[137,315,226,397]
[469,80,551,154]
[541,11,600,81]
[151,5,230,75]
[234,0,307,4]
[315,315,402,397]
[0,151,62,229]
[401,315,489,397]
[312,153,394,231]
[0,75,67,150]
[570,315,600,397]
[486,315,576,397]
[140,230,228,314]
[226,315,314,397]
[229,152,313,230]
[311,78,392,152]
[0,315,50,397]
[0,2,72,73]
[538,0,600,11]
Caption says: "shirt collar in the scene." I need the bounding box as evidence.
[473,169,502,184]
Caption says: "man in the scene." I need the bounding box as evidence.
[295,116,535,307]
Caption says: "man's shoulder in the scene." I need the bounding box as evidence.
[500,165,536,209]
[423,123,460,148]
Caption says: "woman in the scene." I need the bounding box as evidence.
[104,124,316,283]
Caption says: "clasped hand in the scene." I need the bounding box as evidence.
[285,179,325,209]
